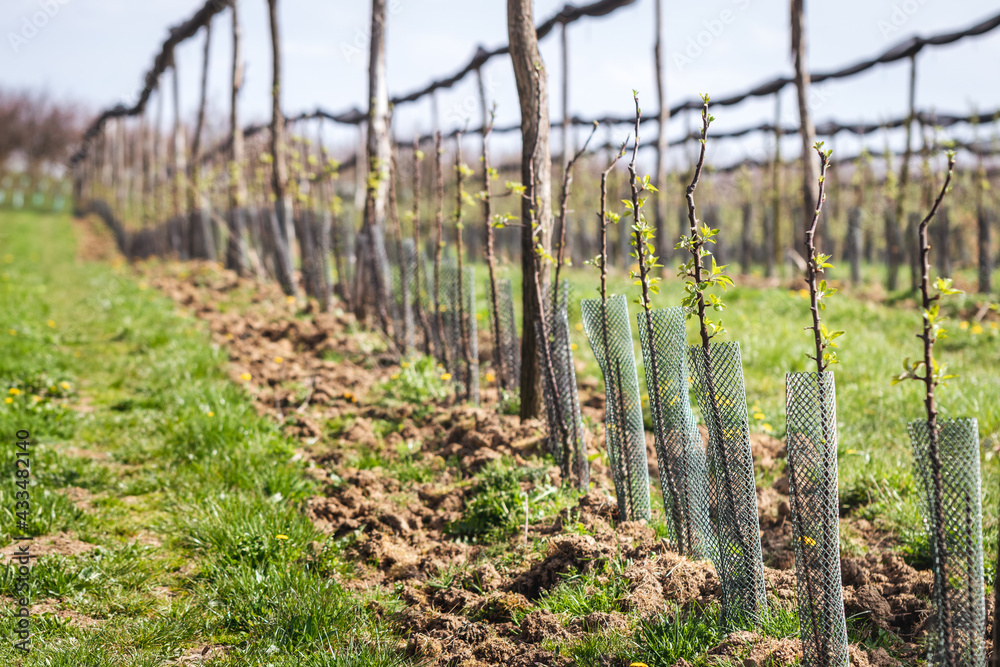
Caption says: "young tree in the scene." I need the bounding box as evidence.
[507,0,554,421]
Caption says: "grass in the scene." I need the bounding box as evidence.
[0,211,411,665]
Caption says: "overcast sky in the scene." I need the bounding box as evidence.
[2,0,999,168]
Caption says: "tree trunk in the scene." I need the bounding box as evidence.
[226,0,248,275]
[791,0,818,260]
[267,0,297,295]
[653,0,670,268]
[508,0,553,421]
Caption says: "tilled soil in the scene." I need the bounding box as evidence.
[142,259,974,666]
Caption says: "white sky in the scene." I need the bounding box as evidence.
[2,0,999,169]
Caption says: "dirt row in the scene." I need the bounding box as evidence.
[143,259,963,666]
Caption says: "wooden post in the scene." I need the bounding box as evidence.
[171,61,188,259]
[267,0,297,295]
[791,0,818,259]
[190,20,216,261]
[896,54,918,292]
[226,0,248,275]
[769,92,782,277]
[653,0,670,269]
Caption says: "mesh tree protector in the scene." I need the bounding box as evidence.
[688,341,766,629]
[536,283,588,489]
[493,278,521,395]
[440,261,480,405]
[388,238,416,353]
[785,372,848,667]
[636,307,715,560]
[908,418,985,667]
[580,294,650,522]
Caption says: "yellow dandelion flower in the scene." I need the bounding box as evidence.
[485,372,496,383]
[391,373,400,380]
[401,361,410,368]
[799,535,816,546]
[753,412,765,420]
[60,382,71,390]
[47,320,56,328]
[32,395,41,402]
[570,343,578,351]
[240,373,252,381]
[971,323,983,335]
[207,411,215,417]
[4,398,12,404]
[440,373,453,382]
[991,322,998,330]
[50,385,57,392]
[959,320,970,330]
[225,333,234,340]
[762,423,774,433]
[275,534,289,540]
[575,322,584,331]
[274,356,284,364]
[846,449,856,454]
[9,388,21,396]
[138,282,148,291]
[8,329,16,336]
[630,663,649,667]
[286,295,296,304]
[798,288,809,299]
[351,396,358,403]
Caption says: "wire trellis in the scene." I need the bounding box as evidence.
[688,341,767,630]
[908,418,985,667]
[785,371,849,667]
[580,294,651,522]
[637,307,716,561]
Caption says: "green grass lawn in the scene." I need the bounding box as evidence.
[0,211,410,665]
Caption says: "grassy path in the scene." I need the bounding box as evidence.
[0,212,409,666]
